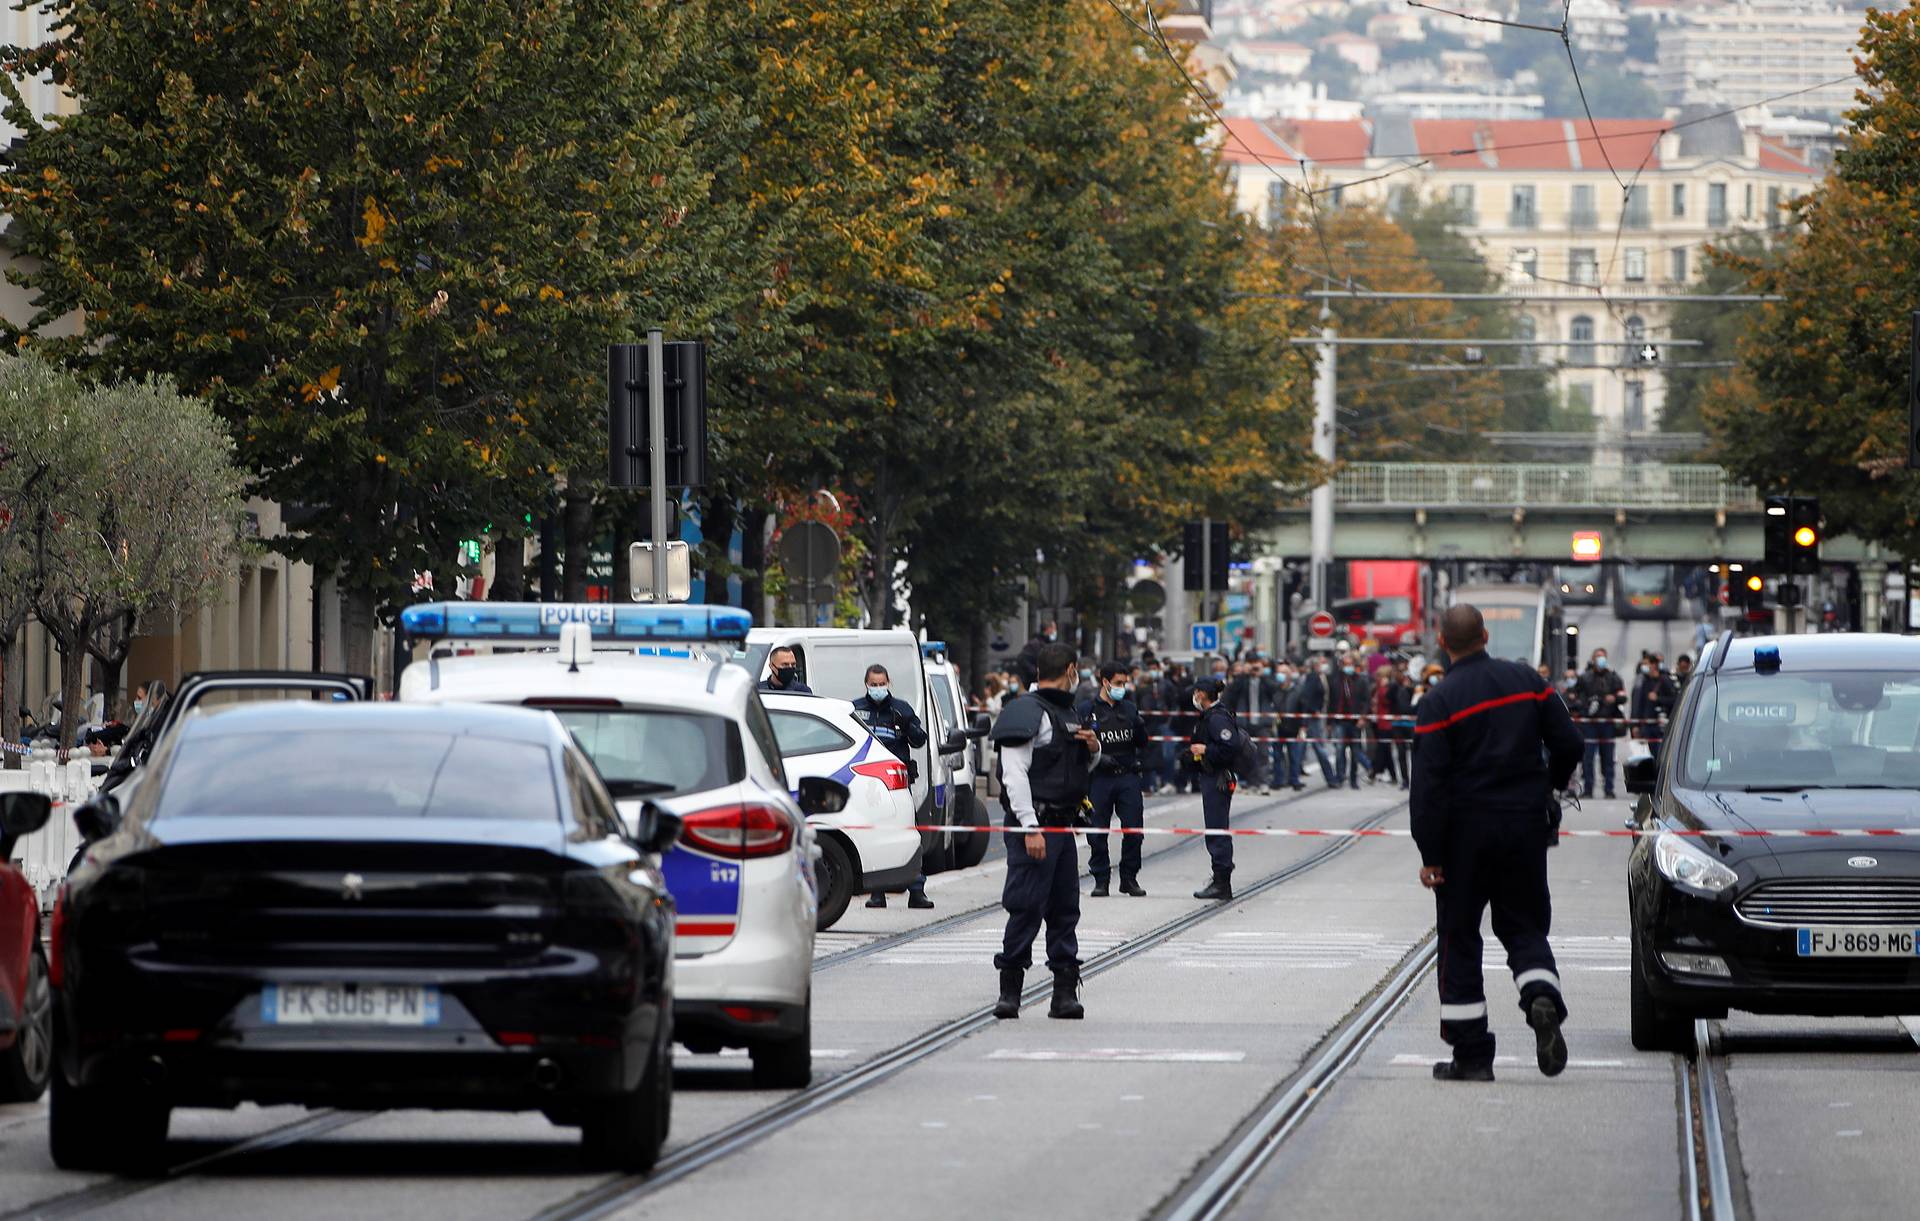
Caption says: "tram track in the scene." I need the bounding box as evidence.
[1678,1020,1745,1221]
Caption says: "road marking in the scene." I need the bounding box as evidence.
[1389,1054,1625,1069]
[869,929,1127,966]
[986,1049,1247,1063]
[1837,1129,1863,1138]
[690,1048,854,1061]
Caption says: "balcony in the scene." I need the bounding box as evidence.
[1621,207,1652,229]
[1508,208,1539,230]
[1566,208,1600,229]
[1707,205,1730,228]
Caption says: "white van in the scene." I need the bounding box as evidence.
[920,642,989,870]
[741,628,978,873]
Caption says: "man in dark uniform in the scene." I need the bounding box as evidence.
[989,642,1100,1020]
[1573,647,1625,798]
[1079,661,1147,898]
[1413,605,1585,1082]
[852,663,933,911]
[758,645,812,695]
[1188,676,1241,901]
[1013,620,1060,688]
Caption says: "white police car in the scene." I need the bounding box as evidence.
[762,691,921,930]
[396,602,847,1088]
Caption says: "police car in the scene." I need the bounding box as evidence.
[762,692,920,930]
[397,602,847,1088]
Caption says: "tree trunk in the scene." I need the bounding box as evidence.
[491,531,526,601]
[739,506,768,624]
[88,610,134,715]
[702,494,736,605]
[562,486,593,602]
[2,624,21,756]
[342,584,377,679]
[56,615,90,750]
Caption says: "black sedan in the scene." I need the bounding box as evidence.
[50,702,679,1174]
[1627,633,1920,1051]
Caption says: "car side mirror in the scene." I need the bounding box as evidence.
[965,725,989,741]
[0,791,52,839]
[635,803,684,855]
[940,729,968,755]
[797,776,850,816]
[73,792,122,843]
[1623,754,1658,796]
[971,712,992,734]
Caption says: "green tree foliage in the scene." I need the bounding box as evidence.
[1700,6,1919,553]
[1662,233,1782,437]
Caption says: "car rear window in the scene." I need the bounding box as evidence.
[1680,671,1920,790]
[156,732,559,820]
[770,710,853,757]
[547,709,734,799]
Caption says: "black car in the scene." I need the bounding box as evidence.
[50,702,680,1174]
[1627,633,1920,1051]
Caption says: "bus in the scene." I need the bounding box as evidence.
[1450,582,1568,675]
[1613,563,1680,621]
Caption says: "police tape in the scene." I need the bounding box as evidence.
[968,706,1667,728]
[830,822,1920,840]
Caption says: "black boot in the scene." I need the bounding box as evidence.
[1090,879,1110,898]
[993,968,1023,1020]
[865,892,886,909]
[1432,1059,1495,1082]
[1193,875,1232,901]
[1119,877,1146,897]
[1528,995,1568,1077]
[1048,969,1084,1020]
[908,891,934,910]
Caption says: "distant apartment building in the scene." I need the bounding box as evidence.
[1219,111,1820,455]
[1654,2,1864,117]
[1369,90,1546,121]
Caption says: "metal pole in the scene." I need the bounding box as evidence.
[1310,319,1336,612]
[647,329,669,605]
[1201,516,1213,630]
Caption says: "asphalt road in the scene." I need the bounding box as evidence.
[6,632,1920,1218]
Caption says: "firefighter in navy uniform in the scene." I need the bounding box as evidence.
[1189,676,1240,901]
[852,662,933,911]
[1079,660,1147,898]
[1412,605,1585,1082]
[989,642,1100,1020]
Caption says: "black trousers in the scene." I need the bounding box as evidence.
[995,829,1081,975]
[1435,806,1565,1065]
[1087,772,1145,883]
[1581,736,1616,797]
[1201,773,1235,878]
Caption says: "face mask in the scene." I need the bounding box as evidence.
[867,685,890,702]
[1594,657,1608,670]
[773,666,797,684]
[1192,694,1206,711]
[1079,668,1092,680]
[133,699,146,716]
[1108,684,1128,700]
[1008,680,1022,693]
[1149,670,1163,680]
[1042,631,1056,642]
[1638,664,1649,675]
[1342,665,1355,676]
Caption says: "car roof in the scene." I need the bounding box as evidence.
[761,690,858,718]
[399,650,754,710]
[178,699,565,745]
[1715,633,1920,673]
[745,627,919,645]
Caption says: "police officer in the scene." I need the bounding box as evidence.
[990,642,1100,1020]
[1573,647,1626,798]
[1188,676,1240,901]
[1080,661,1147,898]
[852,663,933,911]
[1412,605,1584,1082]
[758,646,812,695]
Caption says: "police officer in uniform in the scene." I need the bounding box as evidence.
[1079,661,1147,898]
[990,642,1100,1020]
[1188,676,1240,901]
[852,663,933,911]
[758,645,813,695]
[1413,605,1584,1082]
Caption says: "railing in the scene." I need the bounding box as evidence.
[1567,208,1600,228]
[1621,207,1652,229]
[1507,208,1539,230]
[1327,463,1762,511]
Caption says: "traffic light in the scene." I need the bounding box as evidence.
[607,340,708,488]
[1763,494,1791,573]
[1181,520,1231,593]
[1789,496,1821,575]
[1743,572,1767,612]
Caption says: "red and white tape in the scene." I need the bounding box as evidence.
[825,822,1920,840]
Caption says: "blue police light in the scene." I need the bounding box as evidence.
[1753,643,1782,673]
[400,601,751,643]
[921,641,947,659]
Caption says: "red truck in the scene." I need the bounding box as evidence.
[1344,561,1425,648]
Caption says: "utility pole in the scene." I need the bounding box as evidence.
[1200,516,1214,626]
[1310,310,1336,613]
[645,329,670,605]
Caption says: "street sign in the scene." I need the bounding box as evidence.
[1127,579,1166,615]
[1308,611,1336,638]
[779,521,841,582]
[628,540,691,602]
[1190,623,1220,653]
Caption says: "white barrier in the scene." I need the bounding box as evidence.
[2,756,105,911]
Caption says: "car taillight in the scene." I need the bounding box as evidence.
[851,759,910,791]
[48,887,67,989]
[680,803,795,859]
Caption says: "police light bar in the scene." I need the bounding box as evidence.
[921,641,948,659]
[399,601,751,643]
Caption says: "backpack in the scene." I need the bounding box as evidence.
[1214,709,1265,782]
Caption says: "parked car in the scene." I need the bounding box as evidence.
[0,792,54,1102]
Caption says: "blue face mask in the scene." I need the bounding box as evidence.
[867,686,890,702]
[1079,668,1092,680]
[1594,657,1609,670]
[1108,684,1128,700]
[1342,665,1356,676]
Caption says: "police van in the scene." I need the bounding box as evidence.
[921,642,989,870]
[397,602,847,1088]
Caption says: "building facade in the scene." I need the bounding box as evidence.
[1653,2,1864,117]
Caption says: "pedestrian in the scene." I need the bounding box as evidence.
[757,645,813,695]
[1632,654,1679,761]
[1134,661,1177,795]
[1015,619,1061,688]
[1413,605,1584,1082]
[1227,657,1281,794]
[853,664,933,911]
[1368,666,1400,785]
[1692,615,1714,654]
[1187,676,1241,901]
[1672,653,1694,698]
[1073,660,1099,704]
[1168,663,1199,793]
[1572,648,1626,799]
[1296,657,1341,787]
[989,643,1099,1020]
[1275,663,1308,791]
[1080,661,1147,898]
[1388,663,1416,790]
[1326,654,1367,791]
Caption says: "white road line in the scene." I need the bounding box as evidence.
[1388,1054,1626,1069]
[986,1049,1248,1063]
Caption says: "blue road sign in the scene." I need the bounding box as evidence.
[1191,623,1219,653]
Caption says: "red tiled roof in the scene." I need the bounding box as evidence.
[1219,117,1374,167]
[1755,138,1819,176]
[1408,118,1668,171]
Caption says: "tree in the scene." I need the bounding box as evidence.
[1662,233,1782,436]
[1698,7,1919,555]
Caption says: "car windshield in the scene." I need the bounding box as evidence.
[1479,605,1538,665]
[1679,670,1920,790]
[1619,565,1672,594]
[1559,565,1600,586]
[546,709,734,798]
[157,731,559,820]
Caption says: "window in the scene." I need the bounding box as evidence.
[1767,185,1783,227]
[1267,180,1287,226]
[1743,183,1754,220]
[1449,183,1476,217]
[1569,248,1598,285]
[1625,381,1647,432]
[564,750,623,842]
[1386,184,1410,216]
[1566,383,1595,417]
[1329,184,1345,208]
[1625,315,1646,343]
[1569,184,1597,227]
[1509,184,1537,228]
[1670,247,1689,282]
[1671,183,1687,218]
[770,710,854,758]
[1678,671,1920,791]
[1624,247,1647,282]
[1510,247,1539,281]
[1707,182,1728,226]
[744,696,788,788]
[548,708,736,799]
[1569,316,1596,366]
[1515,315,1537,363]
[1623,185,1650,228]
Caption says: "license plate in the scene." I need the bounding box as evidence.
[1795,928,1920,957]
[263,983,441,1026]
